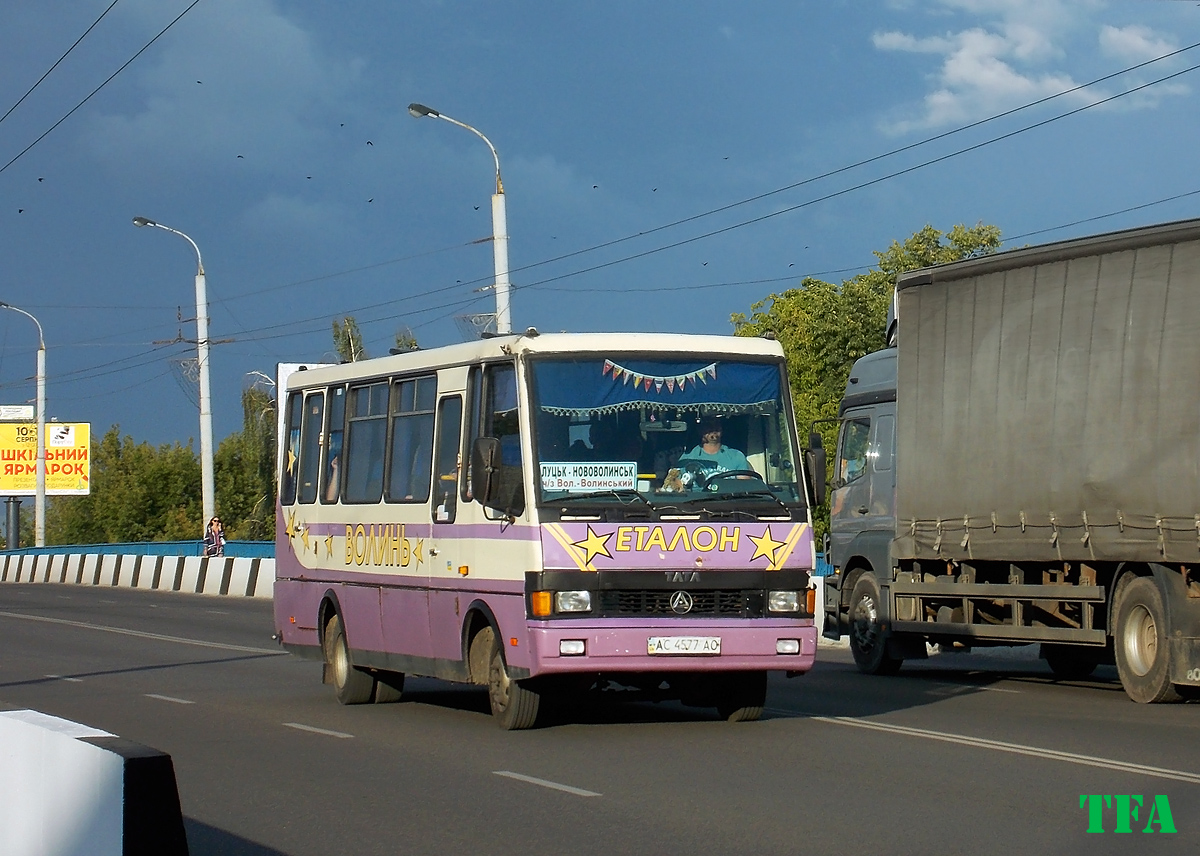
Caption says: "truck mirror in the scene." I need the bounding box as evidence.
[808,431,824,451]
[470,437,501,506]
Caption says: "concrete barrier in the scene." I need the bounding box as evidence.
[0,710,188,856]
[0,552,274,598]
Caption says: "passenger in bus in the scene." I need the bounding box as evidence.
[677,416,753,475]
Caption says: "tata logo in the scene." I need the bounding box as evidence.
[1080,795,1176,833]
[669,591,694,614]
[665,571,700,583]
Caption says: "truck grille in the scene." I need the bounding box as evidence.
[597,589,760,617]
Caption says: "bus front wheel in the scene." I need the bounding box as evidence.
[325,614,375,705]
[715,671,767,722]
[481,627,541,730]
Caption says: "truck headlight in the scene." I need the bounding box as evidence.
[768,590,801,613]
[555,590,592,613]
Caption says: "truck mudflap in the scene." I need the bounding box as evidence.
[1170,637,1200,686]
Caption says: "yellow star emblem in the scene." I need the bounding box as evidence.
[749,526,786,566]
[299,523,311,554]
[574,526,613,566]
[284,509,297,540]
[287,446,297,475]
[414,538,424,565]
[325,534,334,557]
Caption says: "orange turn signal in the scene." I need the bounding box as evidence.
[531,591,552,617]
[806,587,817,615]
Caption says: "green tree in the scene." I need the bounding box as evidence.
[47,426,202,544]
[394,325,418,353]
[214,383,276,540]
[332,316,367,362]
[732,222,1002,536]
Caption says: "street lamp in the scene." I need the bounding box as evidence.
[0,302,45,547]
[408,102,512,334]
[132,217,216,526]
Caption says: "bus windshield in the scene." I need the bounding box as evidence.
[530,355,803,508]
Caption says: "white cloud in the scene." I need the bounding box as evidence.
[872,1,1182,134]
[1099,25,1176,64]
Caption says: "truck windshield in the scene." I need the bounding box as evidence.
[530,355,803,508]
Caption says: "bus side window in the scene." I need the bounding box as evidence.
[322,385,346,503]
[344,382,388,504]
[433,395,463,523]
[387,376,436,503]
[280,392,302,506]
[298,392,324,504]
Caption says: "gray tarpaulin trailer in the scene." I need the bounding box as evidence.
[824,217,1200,703]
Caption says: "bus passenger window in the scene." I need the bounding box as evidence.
[322,386,346,503]
[387,376,436,503]
[280,392,302,505]
[298,392,324,504]
[344,382,388,504]
[433,396,463,523]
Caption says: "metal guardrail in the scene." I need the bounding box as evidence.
[2,540,275,559]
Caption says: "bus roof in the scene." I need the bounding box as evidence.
[283,332,785,391]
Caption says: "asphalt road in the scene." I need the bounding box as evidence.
[1,584,1197,855]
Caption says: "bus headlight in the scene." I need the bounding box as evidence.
[768,590,801,613]
[555,590,592,613]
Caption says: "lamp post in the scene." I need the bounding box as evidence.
[407,102,512,334]
[132,217,215,526]
[0,302,45,547]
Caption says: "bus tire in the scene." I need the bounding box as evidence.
[849,572,902,676]
[326,614,375,705]
[1114,577,1181,704]
[484,627,540,730]
[715,671,767,722]
[1041,643,1100,681]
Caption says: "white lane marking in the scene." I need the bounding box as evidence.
[0,611,284,655]
[927,683,1021,697]
[493,770,601,797]
[283,722,353,739]
[145,693,195,705]
[206,610,230,615]
[44,674,83,683]
[810,715,1200,785]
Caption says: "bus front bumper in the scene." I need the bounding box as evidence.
[525,618,817,675]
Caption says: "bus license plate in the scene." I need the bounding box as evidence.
[647,636,721,655]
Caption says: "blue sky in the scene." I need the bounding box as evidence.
[0,0,1196,447]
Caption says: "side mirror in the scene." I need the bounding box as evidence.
[805,447,826,506]
[471,437,501,506]
[804,432,826,507]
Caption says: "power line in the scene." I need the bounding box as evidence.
[0,0,123,128]
[0,0,205,176]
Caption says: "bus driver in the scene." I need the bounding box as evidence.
[678,416,752,475]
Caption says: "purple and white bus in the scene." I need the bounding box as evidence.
[274,332,823,728]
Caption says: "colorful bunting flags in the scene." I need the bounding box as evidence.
[599,360,718,395]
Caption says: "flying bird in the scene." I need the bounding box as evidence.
[367,198,373,203]
[473,205,479,210]
[593,184,598,189]
[366,140,373,146]
[37,177,43,182]
[237,154,244,159]
[18,209,23,213]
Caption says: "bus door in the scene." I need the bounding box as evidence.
[378,375,437,661]
[426,392,468,660]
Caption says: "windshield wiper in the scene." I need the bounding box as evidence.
[675,488,791,513]
[552,489,652,509]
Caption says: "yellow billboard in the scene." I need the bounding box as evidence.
[0,422,90,495]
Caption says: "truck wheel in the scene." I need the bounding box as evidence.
[715,672,767,722]
[849,572,902,675]
[484,627,541,730]
[1114,577,1181,704]
[1041,644,1100,681]
[326,614,375,705]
